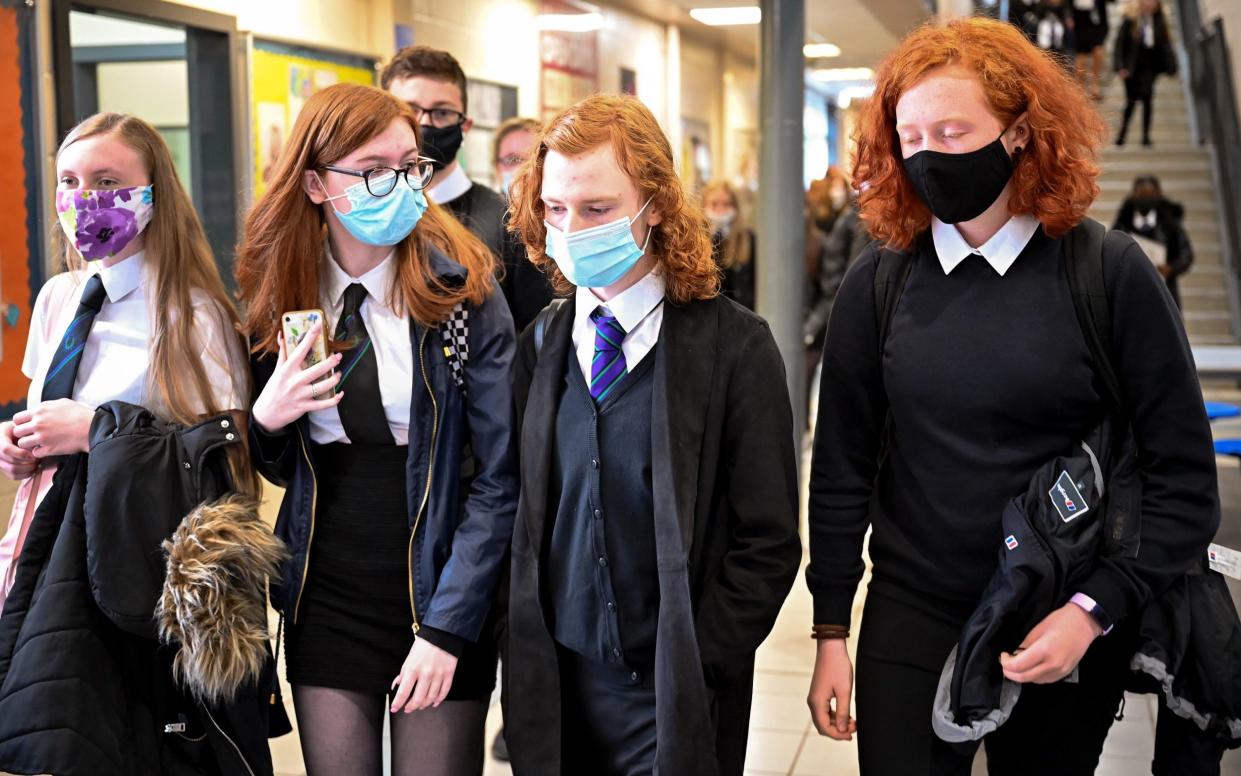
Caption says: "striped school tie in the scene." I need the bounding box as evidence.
[41,274,106,402]
[589,307,627,404]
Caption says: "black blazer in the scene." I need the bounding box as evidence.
[505,294,802,776]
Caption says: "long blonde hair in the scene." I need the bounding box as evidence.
[55,113,256,493]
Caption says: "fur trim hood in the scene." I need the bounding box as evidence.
[157,494,288,704]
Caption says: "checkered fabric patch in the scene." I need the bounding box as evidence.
[440,302,470,394]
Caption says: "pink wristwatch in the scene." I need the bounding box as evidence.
[1069,592,1113,635]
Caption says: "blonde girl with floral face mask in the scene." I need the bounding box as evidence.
[0,113,251,609]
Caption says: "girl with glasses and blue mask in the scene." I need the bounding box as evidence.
[234,83,519,776]
[503,93,801,776]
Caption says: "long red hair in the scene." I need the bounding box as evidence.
[853,17,1107,250]
[236,83,495,354]
[507,94,718,303]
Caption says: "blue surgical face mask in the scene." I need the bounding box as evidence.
[544,197,653,288]
[319,172,428,247]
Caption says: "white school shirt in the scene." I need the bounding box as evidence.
[307,246,414,445]
[1,251,248,605]
[571,270,666,383]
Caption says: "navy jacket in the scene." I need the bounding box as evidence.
[250,246,519,649]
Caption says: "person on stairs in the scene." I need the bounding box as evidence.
[1112,175,1193,308]
[1114,0,1176,147]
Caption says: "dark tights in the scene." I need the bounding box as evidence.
[291,685,488,776]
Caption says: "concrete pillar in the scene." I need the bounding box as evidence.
[756,0,807,436]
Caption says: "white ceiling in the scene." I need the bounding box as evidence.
[596,0,930,70]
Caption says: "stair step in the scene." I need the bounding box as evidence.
[1098,158,1211,173]
[1190,333,1238,346]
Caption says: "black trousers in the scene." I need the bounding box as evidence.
[855,588,1129,776]
[559,648,657,776]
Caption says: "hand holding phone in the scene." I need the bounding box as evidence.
[250,312,344,434]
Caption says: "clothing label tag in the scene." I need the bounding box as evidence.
[1208,544,1241,580]
[1049,470,1089,523]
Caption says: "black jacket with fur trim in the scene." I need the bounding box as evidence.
[0,402,287,776]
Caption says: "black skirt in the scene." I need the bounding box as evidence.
[284,442,496,700]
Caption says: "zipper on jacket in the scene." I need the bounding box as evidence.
[202,705,257,776]
[410,327,439,634]
[292,429,319,624]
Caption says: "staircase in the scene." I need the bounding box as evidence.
[1087,2,1236,346]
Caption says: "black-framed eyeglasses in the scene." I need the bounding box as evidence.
[406,102,468,129]
[321,159,435,197]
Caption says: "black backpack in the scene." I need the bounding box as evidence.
[871,218,1140,559]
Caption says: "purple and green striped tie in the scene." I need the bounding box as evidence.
[590,307,628,403]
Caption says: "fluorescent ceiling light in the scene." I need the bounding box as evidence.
[811,67,875,82]
[837,85,875,108]
[689,6,761,26]
[536,12,604,31]
[803,43,841,58]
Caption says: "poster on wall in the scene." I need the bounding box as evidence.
[681,117,712,192]
[463,79,519,189]
[540,0,598,122]
[251,40,376,199]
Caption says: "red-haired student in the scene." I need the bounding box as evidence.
[505,94,801,776]
[805,18,1217,774]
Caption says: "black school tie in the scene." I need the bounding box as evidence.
[41,274,107,402]
[334,283,394,445]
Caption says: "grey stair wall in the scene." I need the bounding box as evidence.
[1087,1,1236,346]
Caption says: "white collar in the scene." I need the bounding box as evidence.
[89,250,146,303]
[324,241,397,310]
[426,163,473,205]
[1133,210,1158,230]
[931,214,1041,276]
[574,270,666,334]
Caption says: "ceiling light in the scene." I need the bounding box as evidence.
[837,85,875,108]
[535,12,604,31]
[803,43,841,58]
[811,67,875,82]
[689,6,761,26]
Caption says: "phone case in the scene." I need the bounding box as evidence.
[282,309,333,394]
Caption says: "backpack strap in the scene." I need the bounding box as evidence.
[439,301,470,395]
[1063,218,1125,412]
[533,298,568,357]
[873,243,914,349]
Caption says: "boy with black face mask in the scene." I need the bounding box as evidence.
[382,46,552,331]
[1112,175,1194,308]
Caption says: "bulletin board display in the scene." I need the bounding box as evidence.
[251,40,377,199]
[539,0,598,123]
[0,5,35,412]
[461,78,519,190]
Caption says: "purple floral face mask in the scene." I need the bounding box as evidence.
[55,185,154,262]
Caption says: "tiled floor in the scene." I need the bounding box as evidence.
[3,444,1240,775]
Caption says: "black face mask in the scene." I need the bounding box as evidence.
[902,133,1015,224]
[1133,196,1159,215]
[420,123,464,171]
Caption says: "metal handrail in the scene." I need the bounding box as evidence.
[1176,0,1241,343]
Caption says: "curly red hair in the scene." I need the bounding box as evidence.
[853,17,1107,250]
[507,94,718,303]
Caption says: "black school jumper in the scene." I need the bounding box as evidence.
[807,227,1218,774]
